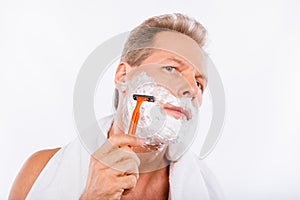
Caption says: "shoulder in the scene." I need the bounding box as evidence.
[9,148,61,200]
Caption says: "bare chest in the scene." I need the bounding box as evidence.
[121,177,169,200]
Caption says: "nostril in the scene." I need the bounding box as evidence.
[182,91,191,96]
[178,79,197,97]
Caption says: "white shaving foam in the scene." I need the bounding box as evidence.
[121,72,198,147]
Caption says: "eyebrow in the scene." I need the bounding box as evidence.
[162,57,208,81]
[161,57,185,66]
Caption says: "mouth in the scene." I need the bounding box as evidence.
[162,103,191,120]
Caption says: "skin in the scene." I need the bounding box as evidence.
[9,31,207,200]
[8,148,61,199]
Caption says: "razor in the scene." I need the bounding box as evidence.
[128,94,155,135]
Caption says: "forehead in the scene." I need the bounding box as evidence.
[149,31,207,75]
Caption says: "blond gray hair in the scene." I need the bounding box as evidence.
[121,13,207,67]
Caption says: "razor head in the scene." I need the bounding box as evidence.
[133,94,155,102]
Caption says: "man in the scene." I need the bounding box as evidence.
[9,13,222,199]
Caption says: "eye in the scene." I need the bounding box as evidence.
[196,81,203,90]
[164,66,176,72]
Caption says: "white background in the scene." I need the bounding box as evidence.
[1,0,300,199]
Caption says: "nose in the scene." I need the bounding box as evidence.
[176,74,199,98]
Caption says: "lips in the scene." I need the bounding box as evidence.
[162,104,191,120]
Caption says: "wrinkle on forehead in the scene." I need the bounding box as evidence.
[151,31,207,78]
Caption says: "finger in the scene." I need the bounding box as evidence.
[92,135,144,157]
[109,134,144,148]
[92,139,129,161]
[93,134,144,157]
[111,188,124,200]
[101,149,140,172]
[92,139,119,158]
[118,174,138,192]
[92,140,140,170]
[92,135,143,158]
[112,157,139,176]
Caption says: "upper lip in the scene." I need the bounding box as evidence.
[162,104,192,120]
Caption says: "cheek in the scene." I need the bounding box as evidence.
[193,92,203,107]
[150,73,181,93]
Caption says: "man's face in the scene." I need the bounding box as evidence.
[123,31,206,108]
[116,31,207,146]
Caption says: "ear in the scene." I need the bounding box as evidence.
[114,62,134,85]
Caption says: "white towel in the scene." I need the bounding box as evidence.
[27,116,223,200]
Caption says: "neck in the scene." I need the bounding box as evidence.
[121,164,170,200]
[137,165,170,190]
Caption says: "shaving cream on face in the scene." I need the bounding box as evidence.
[121,72,198,147]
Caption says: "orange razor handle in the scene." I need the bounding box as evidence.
[128,97,148,135]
